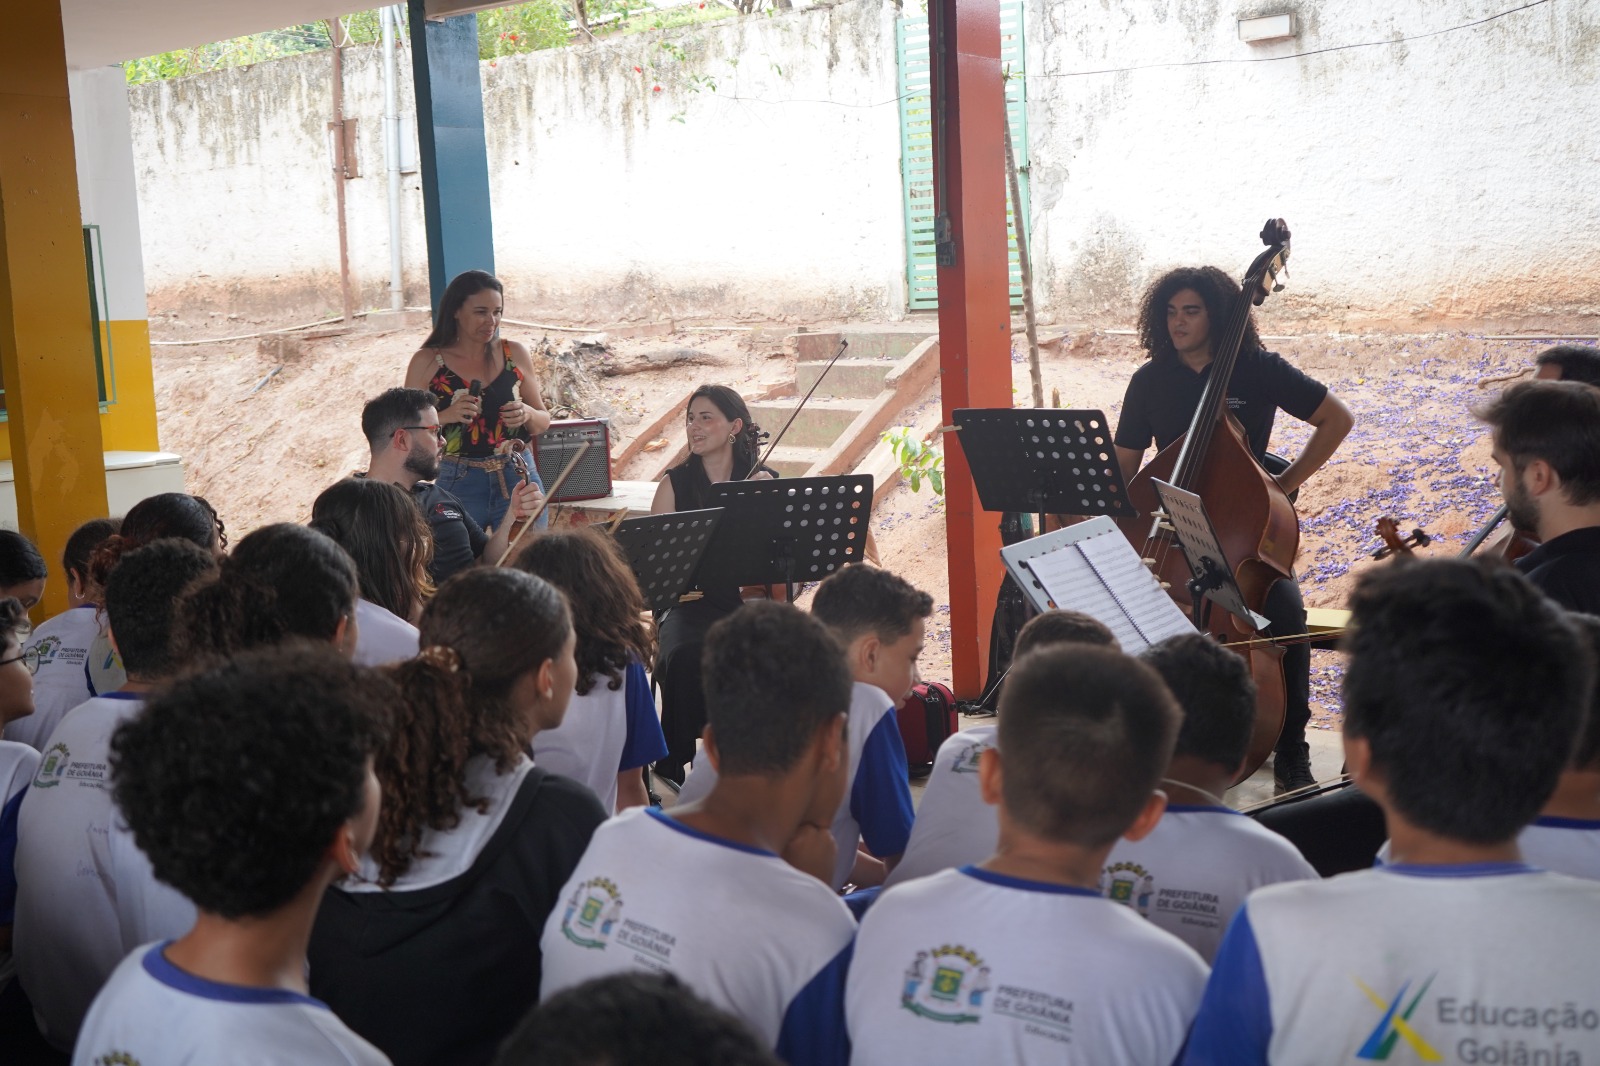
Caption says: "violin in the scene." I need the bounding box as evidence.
[1373,517,1431,560]
[1119,220,1296,781]
[1459,503,1540,563]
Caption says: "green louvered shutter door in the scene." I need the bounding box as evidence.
[897,4,1029,311]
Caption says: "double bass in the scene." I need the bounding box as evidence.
[1118,220,1296,779]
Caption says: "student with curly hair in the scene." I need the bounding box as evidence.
[175,523,359,662]
[5,518,119,750]
[14,539,219,1051]
[513,528,665,813]
[75,646,392,1065]
[0,597,41,990]
[310,567,605,1066]
[311,477,433,667]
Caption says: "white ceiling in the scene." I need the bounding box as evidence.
[62,0,369,69]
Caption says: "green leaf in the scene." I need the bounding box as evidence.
[930,470,944,495]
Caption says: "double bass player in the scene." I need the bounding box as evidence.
[1113,265,1353,793]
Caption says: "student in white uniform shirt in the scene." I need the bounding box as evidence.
[541,602,857,1066]
[1184,559,1600,1065]
[310,568,604,1066]
[847,644,1208,1066]
[1101,634,1316,961]
[76,645,392,1065]
[13,538,221,1050]
[310,477,432,667]
[886,610,1116,888]
[678,563,926,889]
[3,518,119,751]
[0,597,42,992]
[514,529,668,813]
[1514,608,1600,878]
[105,525,366,962]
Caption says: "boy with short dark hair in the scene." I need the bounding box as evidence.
[496,973,780,1066]
[885,610,1114,887]
[1515,612,1600,878]
[1100,634,1315,961]
[14,539,217,1049]
[847,644,1207,1064]
[73,645,392,1064]
[677,563,928,889]
[540,602,856,1066]
[1183,559,1600,1064]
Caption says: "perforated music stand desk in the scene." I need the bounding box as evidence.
[1150,480,1268,631]
[693,475,875,602]
[612,508,723,616]
[951,409,1137,529]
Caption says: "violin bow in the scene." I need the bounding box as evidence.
[747,338,849,478]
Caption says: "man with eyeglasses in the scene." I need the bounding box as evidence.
[360,388,544,584]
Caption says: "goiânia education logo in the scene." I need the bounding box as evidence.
[91,1053,140,1066]
[560,877,623,950]
[1353,974,1441,1061]
[901,945,991,1025]
[1101,861,1156,919]
[34,742,69,788]
[31,635,61,665]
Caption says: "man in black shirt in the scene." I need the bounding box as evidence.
[361,388,543,584]
[1479,379,1600,615]
[1113,266,1353,792]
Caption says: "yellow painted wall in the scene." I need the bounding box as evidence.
[0,319,158,462]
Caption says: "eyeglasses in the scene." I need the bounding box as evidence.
[0,647,40,675]
[400,425,446,440]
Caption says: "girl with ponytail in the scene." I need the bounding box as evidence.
[309,567,605,1066]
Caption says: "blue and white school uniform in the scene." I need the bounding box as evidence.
[883,725,997,888]
[109,815,196,954]
[540,806,855,1066]
[532,661,668,813]
[847,865,1208,1065]
[1518,817,1600,880]
[75,942,391,1065]
[677,681,915,889]
[1100,804,1317,962]
[351,598,420,668]
[0,739,41,989]
[1182,863,1600,1065]
[14,693,147,1049]
[3,604,98,750]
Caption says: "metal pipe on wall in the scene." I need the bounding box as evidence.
[381,6,405,313]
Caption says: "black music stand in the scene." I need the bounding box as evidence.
[691,475,874,601]
[613,508,724,616]
[951,409,1137,533]
[1150,480,1268,631]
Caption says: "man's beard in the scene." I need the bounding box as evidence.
[1504,473,1540,536]
[403,445,440,481]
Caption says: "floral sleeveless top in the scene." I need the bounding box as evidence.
[427,341,527,458]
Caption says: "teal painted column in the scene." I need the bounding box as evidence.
[407,0,494,312]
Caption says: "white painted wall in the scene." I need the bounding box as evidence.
[1024,0,1600,328]
[69,65,150,323]
[125,0,1600,329]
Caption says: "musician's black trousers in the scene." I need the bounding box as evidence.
[1261,575,1311,754]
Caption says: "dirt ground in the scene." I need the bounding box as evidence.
[154,319,1560,729]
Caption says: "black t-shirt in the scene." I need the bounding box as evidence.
[309,769,605,1066]
[1516,526,1600,616]
[1113,348,1329,462]
[414,481,486,585]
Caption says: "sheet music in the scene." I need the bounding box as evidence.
[1075,533,1197,646]
[1000,517,1195,652]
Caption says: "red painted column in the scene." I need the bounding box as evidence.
[932,0,1011,697]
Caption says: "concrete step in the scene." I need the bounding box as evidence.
[748,398,869,449]
[794,358,895,399]
[766,445,828,479]
[794,329,936,362]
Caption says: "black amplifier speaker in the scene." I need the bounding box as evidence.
[532,419,613,502]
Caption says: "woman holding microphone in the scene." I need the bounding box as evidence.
[406,270,552,531]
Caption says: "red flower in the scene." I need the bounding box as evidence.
[509,33,519,41]
[633,65,642,72]
[653,85,662,92]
